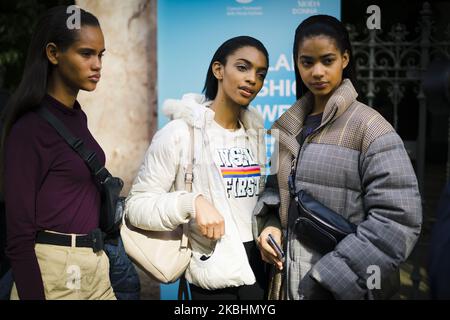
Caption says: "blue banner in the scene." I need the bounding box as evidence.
[157,0,340,300]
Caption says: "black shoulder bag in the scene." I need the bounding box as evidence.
[36,107,124,236]
[288,160,357,254]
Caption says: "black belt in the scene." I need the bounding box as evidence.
[36,228,104,253]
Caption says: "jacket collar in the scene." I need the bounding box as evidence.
[270,79,358,157]
[272,79,358,135]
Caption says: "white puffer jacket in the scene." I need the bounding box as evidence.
[124,93,266,290]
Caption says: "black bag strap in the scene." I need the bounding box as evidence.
[177,275,189,300]
[36,107,111,185]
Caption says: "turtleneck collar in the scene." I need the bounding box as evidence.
[43,94,81,116]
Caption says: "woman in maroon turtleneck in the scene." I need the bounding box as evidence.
[0,6,115,300]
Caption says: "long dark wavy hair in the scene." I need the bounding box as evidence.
[293,15,358,100]
[0,6,100,191]
[203,36,269,101]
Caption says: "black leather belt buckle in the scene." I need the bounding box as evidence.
[90,228,104,253]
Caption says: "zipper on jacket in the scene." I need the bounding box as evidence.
[285,106,338,299]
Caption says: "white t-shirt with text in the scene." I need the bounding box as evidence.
[207,120,261,242]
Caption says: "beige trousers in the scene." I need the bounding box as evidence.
[11,242,116,300]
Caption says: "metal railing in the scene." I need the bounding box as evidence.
[346,1,450,299]
[348,1,450,193]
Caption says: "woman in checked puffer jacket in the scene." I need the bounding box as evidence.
[254,15,422,300]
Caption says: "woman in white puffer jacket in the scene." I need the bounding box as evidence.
[125,36,270,299]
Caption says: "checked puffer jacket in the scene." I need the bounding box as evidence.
[253,79,422,300]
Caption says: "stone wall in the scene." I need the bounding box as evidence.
[75,0,160,300]
[75,0,157,195]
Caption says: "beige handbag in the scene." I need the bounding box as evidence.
[120,127,194,284]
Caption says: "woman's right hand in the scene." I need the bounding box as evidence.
[194,195,225,240]
[257,226,284,270]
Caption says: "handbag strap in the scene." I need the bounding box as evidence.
[184,125,194,193]
[180,125,195,250]
[288,132,309,197]
[36,106,111,185]
[177,275,189,300]
[178,128,194,297]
